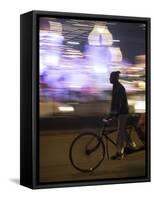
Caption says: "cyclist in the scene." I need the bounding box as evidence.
[109,71,136,160]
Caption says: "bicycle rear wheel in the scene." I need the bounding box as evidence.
[69,132,105,173]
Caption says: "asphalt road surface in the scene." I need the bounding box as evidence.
[39,127,146,183]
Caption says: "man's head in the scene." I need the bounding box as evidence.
[110,71,120,84]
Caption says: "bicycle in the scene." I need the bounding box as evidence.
[69,114,144,173]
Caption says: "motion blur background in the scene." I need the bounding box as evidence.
[39,17,146,117]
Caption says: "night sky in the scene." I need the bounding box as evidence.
[108,22,146,63]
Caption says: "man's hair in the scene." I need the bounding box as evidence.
[111,71,121,79]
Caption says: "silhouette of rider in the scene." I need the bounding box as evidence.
[109,71,136,160]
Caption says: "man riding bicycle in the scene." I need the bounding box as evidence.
[109,71,136,160]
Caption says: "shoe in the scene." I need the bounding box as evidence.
[128,141,137,148]
[111,152,125,160]
[125,142,137,154]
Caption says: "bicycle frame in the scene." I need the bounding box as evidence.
[85,122,117,159]
[86,120,135,160]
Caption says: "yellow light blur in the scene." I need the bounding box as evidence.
[88,24,113,46]
[58,106,74,112]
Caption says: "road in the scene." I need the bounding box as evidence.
[39,127,146,183]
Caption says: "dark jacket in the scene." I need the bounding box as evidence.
[111,82,129,115]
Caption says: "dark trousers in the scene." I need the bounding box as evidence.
[117,114,135,153]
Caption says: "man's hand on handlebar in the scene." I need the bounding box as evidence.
[102,111,118,124]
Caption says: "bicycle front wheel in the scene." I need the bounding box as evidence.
[69,132,105,173]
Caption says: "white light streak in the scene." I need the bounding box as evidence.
[58,106,74,112]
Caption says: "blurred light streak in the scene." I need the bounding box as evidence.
[58,106,74,112]
[88,23,113,46]
[134,101,145,113]
[67,41,80,45]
